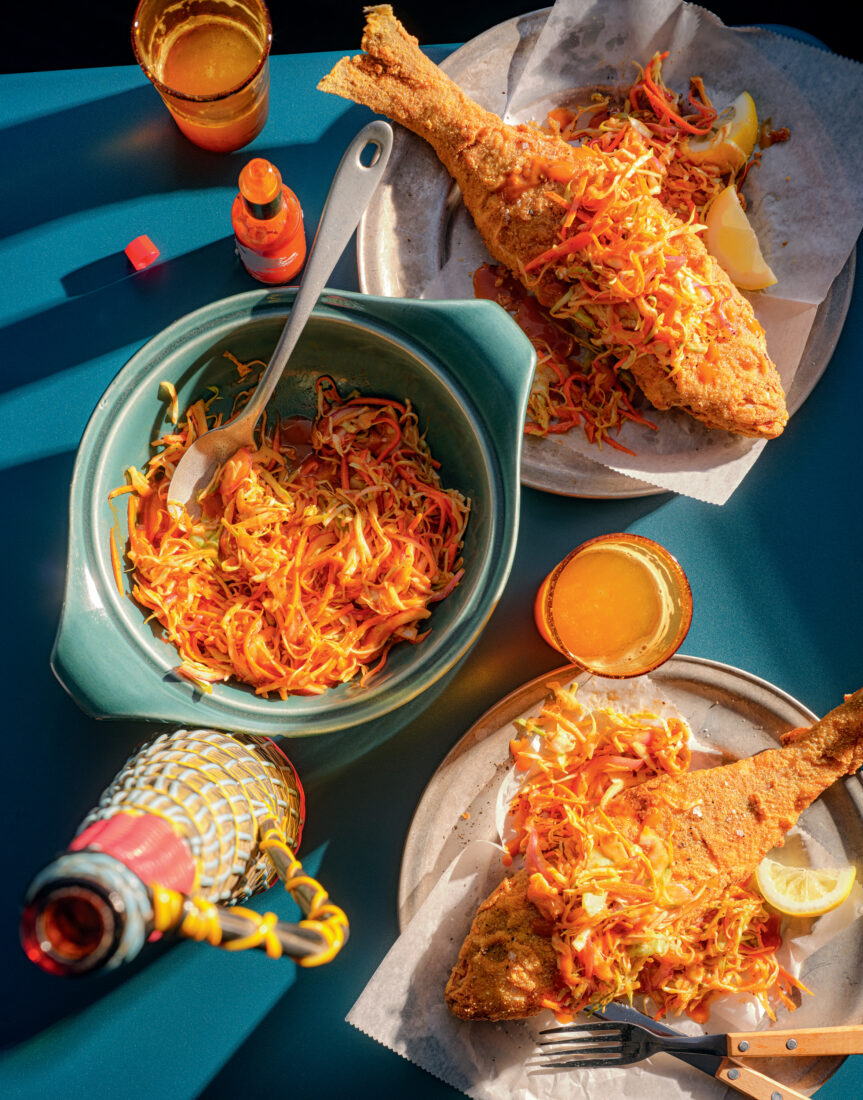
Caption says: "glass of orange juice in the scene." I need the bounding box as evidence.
[132,0,272,153]
[534,533,692,678]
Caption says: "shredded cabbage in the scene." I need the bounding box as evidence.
[504,682,804,1023]
[110,360,470,698]
[484,52,766,450]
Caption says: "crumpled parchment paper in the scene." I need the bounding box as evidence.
[419,0,863,504]
[347,674,863,1098]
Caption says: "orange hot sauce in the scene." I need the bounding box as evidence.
[534,533,692,677]
[231,159,307,284]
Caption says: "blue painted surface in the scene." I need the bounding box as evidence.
[1,41,861,1100]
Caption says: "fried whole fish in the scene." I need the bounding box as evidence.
[319,6,788,439]
[445,687,863,1021]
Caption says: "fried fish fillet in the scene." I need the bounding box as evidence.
[319,6,788,439]
[445,687,863,1021]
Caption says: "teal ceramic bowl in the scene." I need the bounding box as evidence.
[52,289,534,775]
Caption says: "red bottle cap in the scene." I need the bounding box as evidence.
[70,812,196,894]
[125,235,160,271]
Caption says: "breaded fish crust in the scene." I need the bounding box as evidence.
[445,687,863,1021]
[444,869,559,1021]
[319,6,788,439]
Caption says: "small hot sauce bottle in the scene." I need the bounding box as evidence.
[231,158,307,285]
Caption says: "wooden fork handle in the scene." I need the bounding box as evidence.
[727,1024,863,1057]
[716,1057,809,1100]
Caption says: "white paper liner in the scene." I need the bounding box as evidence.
[418,0,863,504]
[348,675,863,1098]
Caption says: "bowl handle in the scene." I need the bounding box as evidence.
[50,561,201,726]
[52,567,145,721]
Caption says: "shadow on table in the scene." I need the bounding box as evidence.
[0,452,308,1094]
[0,86,370,401]
[2,87,217,240]
[0,84,361,238]
[0,81,378,239]
[0,237,247,399]
[2,848,307,1100]
[0,447,330,1100]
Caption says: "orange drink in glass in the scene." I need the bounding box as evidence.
[534,533,692,677]
[132,0,272,153]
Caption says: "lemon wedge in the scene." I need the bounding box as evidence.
[755,857,856,918]
[704,184,777,290]
[684,91,759,172]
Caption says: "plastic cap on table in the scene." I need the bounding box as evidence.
[125,235,160,271]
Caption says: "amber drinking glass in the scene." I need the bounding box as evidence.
[132,0,272,153]
[534,533,693,678]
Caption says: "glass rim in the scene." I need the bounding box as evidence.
[541,532,693,679]
[131,0,273,105]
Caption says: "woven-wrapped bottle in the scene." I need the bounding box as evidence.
[21,728,304,975]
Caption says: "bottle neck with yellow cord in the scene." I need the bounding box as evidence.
[20,729,347,975]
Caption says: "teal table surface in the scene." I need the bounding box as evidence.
[1,42,861,1100]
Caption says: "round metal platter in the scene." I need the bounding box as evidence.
[357,9,856,499]
[398,655,863,1094]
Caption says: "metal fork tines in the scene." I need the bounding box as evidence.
[539,1020,726,1069]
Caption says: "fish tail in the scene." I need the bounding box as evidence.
[793,686,863,776]
[317,5,491,152]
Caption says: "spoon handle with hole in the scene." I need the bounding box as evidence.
[240,120,393,425]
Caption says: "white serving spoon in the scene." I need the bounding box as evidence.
[167,119,393,518]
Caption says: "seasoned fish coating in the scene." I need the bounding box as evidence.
[444,869,559,1021]
[612,687,863,909]
[445,687,863,1021]
[319,5,788,439]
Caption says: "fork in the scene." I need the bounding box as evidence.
[539,1019,863,1066]
[539,1019,725,1069]
[538,1019,863,1100]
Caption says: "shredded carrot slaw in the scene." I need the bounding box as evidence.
[549,53,743,221]
[110,359,470,698]
[473,265,655,453]
[519,127,729,385]
[481,53,776,450]
[503,683,803,1023]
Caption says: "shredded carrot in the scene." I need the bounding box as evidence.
[112,361,470,698]
[576,54,742,220]
[525,52,761,386]
[109,526,124,595]
[474,264,655,448]
[633,52,716,137]
[518,133,729,392]
[504,683,805,1023]
[480,52,779,451]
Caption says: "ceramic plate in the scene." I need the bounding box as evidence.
[398,656,863,1093]
[357,9,855,498]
